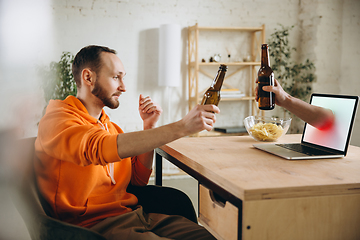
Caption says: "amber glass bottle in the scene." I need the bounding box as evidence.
[201,64,228,106]
[258,44,275,110]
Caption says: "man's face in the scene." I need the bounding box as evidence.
[91,52,126,109]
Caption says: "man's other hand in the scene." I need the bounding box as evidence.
[139,94,162,129]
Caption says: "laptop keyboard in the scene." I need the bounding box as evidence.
[276,143,335,156]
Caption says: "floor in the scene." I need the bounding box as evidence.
[0,174,198,240]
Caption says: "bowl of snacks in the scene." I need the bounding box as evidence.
[244,116,292,142]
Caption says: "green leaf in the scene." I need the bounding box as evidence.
[38,52,76,103]
[267,24,317,133]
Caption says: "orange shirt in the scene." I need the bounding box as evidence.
[34,96,152,228]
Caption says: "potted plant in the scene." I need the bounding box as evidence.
[39,51,77,103]
[268,25,316,133]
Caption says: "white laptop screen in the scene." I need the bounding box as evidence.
[302,94,358,152]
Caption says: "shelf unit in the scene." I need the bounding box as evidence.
[187,24,266,117]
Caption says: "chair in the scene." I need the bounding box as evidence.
[11,137,106,240]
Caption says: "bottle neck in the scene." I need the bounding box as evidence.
[261,46,270,67]
[212,70,226,90]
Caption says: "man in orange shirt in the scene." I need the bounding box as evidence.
[35,45,218,239]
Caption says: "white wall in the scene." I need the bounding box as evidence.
[1,0,360,145]
[0,0,54,137]
[48,0,302,133]
[339,0,360,146]
[309,0,360,146]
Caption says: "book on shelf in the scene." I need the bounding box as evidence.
[221,88,245,98]
[214,126,247,133]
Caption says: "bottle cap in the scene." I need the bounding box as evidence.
[219,64,228,71]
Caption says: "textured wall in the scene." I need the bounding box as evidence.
[48,0,302,131]
[339,0,360,145]
[1,0,360,145]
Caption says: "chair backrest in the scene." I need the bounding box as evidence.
[12,137,44,218]
[12,137,106,240]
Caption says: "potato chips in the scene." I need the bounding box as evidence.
[249,122,284,142]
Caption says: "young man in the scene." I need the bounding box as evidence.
[35,45,218,239]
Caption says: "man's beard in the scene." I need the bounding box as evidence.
[91,81,120,109]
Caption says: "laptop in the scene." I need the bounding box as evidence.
[253,93,359,160]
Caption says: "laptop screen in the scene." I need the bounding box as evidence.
[302,94,359,154]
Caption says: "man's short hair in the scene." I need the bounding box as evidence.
[72,45,117,88]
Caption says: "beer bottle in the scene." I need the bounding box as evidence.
[258,44,275,110]
[201,64,228,106]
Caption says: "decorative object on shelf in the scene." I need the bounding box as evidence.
[213,54,221,62]
[268,24,316,133]
[225,47,232,63]
[243,55,251,62]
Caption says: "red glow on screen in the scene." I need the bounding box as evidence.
[317,115,335,131]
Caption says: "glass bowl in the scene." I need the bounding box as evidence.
[244,116,292,142]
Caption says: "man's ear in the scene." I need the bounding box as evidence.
[81,68,95,87]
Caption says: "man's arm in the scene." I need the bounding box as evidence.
[116,96,219,167]
[135,94,163,169]
[256,79,334,129]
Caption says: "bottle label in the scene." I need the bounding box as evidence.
[258,75,275,110]
[258,76,274,98]
[201,90,220,106]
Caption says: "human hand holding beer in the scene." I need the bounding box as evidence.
[255,78,290,107]
[180,104,220,135]
[255,78,334,130]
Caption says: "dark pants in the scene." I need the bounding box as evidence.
[90,185,215,240]
[90,206,215,240]
[126,184,198,224]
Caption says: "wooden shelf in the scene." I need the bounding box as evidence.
[188,26,265,32]
[190,96,255,104]
[191,130,248,137]
[187,24,265,136]
[189,61,261,67]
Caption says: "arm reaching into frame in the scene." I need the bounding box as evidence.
[116,103,220,167]
[255,78,334,130]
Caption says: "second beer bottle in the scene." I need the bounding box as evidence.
[257,44,275,110]
[201,64,228,106]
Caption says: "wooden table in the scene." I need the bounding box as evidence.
[154,134,360,240]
